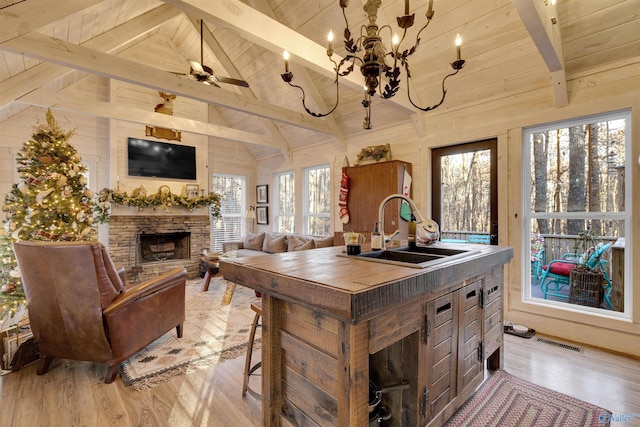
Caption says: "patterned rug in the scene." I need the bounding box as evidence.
[120,279,259,390]
[445,370,611,427]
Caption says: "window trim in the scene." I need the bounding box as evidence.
[211,174,247,251]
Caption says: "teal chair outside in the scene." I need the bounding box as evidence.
[539,242,612,307]
[530,233,545,284]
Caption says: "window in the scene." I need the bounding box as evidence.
[275,171,295,232]
[304,164,331,235]
[211,175,246,251]
[523,110,630,314]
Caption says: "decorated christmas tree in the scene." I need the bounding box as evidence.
[1,110,97,322]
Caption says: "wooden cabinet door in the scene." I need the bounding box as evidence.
[422,291,458,424]
[482,267,504,369]
[456,279,483,395]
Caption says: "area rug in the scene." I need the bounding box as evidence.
[444,370,611,427]
[120,279,260,390]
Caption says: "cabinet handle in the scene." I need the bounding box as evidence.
[436,302,451,314]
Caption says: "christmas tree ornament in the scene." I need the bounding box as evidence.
[35,188,54,205]
[11,227,22,240]
[38,154,53,164]
[17,182,30,195]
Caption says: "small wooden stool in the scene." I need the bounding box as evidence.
[199,257,219,292]
[242,302,262,396]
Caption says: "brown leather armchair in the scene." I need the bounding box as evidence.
[13,240,187,383]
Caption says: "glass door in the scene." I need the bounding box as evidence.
[432,139,497,244]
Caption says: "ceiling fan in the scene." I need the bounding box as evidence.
[184,20,249,88]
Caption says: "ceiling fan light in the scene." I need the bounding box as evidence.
[189,60,206,75]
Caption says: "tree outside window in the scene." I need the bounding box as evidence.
[276,171,295,233]
[304,165,330,236]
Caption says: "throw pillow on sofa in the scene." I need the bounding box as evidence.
[244,232,265,251]
[313,236,334,248]
[288,235,316,251]
[263,232,288,253]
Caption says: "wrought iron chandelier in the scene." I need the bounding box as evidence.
[281,0,465,129]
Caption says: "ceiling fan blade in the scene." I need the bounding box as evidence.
[215,76,250,88]
[204,78,221,88]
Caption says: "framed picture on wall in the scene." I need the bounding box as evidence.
[256,185,268,204]
[256,206,268,225]
[186,184,199,199]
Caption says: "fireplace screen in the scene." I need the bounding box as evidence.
[139,232,190,263]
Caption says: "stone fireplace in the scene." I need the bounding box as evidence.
[107,212,210,282]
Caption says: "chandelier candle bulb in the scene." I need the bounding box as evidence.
[327,31,334,56]
[405,0,410,15]
[455,34,462,60]
[283,50,290,73]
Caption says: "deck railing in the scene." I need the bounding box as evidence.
[538,234,616,266]
[440,232,617,269]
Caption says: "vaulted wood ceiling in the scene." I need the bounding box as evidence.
[1,0,638,160]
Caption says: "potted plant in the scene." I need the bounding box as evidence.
[568,226,606,307]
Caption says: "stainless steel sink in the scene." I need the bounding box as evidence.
[339,246,479,269]
[393,246,471,257]
[357,250,442,264]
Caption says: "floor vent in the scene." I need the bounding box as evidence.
[536,338,583,353]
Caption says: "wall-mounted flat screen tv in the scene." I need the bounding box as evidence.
[128,138,196,180]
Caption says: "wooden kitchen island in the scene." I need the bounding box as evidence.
[221,243,513,427]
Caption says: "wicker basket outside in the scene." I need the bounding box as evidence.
[569,269,604,308]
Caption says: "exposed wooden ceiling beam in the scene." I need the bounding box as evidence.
[513,0,568,107]
[0,30,336,135]
[17,89,288,149]
[206,3,347,153]
[161,0,415,112]
[0,4,181,108]
[0,0,103,43]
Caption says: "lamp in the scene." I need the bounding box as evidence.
[281,0,465,129]
[246,205,256,234]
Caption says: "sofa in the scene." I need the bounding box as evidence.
[222,232,334,259]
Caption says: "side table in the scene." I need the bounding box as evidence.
[199,257,220,292]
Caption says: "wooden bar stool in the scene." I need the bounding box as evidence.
[242,302,262,396]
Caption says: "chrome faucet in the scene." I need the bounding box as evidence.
[377,194,439,250]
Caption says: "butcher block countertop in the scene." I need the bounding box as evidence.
[220,243,513,323]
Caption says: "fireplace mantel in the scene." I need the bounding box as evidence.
[109,206,210,217]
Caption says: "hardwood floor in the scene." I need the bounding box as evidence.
[1,333,639,426]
